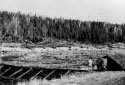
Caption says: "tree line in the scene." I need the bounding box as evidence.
[0,11,125,44]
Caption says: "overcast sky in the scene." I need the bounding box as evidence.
[0,0,125,24]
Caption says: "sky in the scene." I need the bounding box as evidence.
[0,0,125,24]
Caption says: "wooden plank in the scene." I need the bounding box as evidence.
[17,68,32,79]
[0,67,11,76]
[44,69,55,79]
[31,69,43,80]
[0,65,4,70]
[64,70,70,76]
[0,75,17,80]
[9,68,23,78]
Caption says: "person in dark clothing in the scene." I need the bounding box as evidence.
[25,39,28,46]
[96,58,104,71]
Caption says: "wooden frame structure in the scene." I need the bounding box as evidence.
[0,64,73,80]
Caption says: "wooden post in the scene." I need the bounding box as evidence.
[0,67,11,76]
[9,68,23,78]
[64,70,70,77]
[44,69,55,79]
[31,69,43,80]
[17,68,32,79]
[0,65,4,70]
[0,65,3,73]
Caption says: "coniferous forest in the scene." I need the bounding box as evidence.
[0,11,125,44]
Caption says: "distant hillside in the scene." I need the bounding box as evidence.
[0,11,125,44]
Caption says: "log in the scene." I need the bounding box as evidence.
[17,68,32,79]
[0,65,4,70]
[9,68,23,78]
[44,69,55,79]
[31,69,43,80]
[64,70,70,76]
[0,67,11,76]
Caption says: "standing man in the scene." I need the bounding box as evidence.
[25,39,28,47]
[103,57,108,71]
[88,57,93,71]
[96,58,104,71]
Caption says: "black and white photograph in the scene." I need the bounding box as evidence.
[0,0,125,85]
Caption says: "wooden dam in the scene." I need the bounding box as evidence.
[0,55,88,81]
[0,46,125,81]
[0,64,77,80]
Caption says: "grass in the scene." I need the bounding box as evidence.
[16,71,125,85]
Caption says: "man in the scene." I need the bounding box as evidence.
[88,57,93,71]
[103,57,108,71]
[96,58,104,71]
[25,39,28,47]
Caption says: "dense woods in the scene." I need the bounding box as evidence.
[0,11,125,44]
